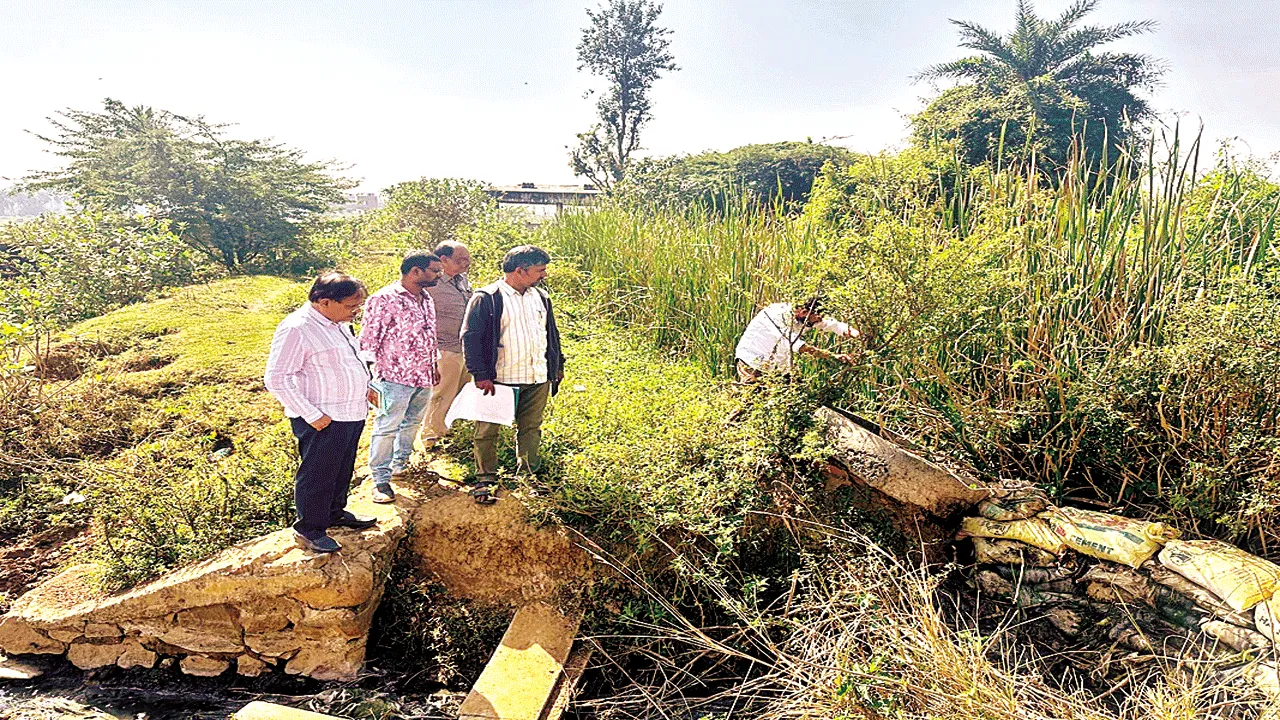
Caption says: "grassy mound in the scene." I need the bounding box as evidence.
[0,276,305,594]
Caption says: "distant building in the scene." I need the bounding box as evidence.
[336,192,382,214]
[484,183,600,217]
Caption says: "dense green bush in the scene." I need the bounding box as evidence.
[541,131,1280,549]
[616,141,858,209]
[361,178,497,249]
[24,99,352,273]
[0,212,215,329]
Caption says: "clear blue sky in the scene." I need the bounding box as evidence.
[3,1,1277,191]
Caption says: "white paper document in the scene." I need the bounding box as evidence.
[445,382,517,427]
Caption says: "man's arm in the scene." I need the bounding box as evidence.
[357,294,389,366]
[815,316,860,339]
[798,343,858,365]
[264,324,327,427]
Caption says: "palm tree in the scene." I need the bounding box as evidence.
[916,0,1164,169]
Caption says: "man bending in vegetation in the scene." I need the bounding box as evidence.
[359,251,445,504]
[264,273,379,554]
[461,245,565,505]
[734,296,860,382]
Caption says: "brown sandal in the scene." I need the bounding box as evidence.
[471,482,497,505]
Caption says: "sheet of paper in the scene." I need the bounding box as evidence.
[445,382,517,427]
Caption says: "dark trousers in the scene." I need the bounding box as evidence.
[290,417,364,539]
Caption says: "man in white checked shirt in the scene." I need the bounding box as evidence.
[264,272,380,554]
[461,245,565,504]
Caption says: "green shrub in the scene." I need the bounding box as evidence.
[616,141,859,209]
[87,422,296,590]
[0,212,217,329]
[360,178,496,250]
[539,129,1280,550]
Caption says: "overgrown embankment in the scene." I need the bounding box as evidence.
[0,276,306,599]
[545,137,1280,551]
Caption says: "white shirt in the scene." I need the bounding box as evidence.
[494,279,549,385]
[264,304,372,423]
[734,303,851,371]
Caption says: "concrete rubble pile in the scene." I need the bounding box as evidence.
[957,486,1280,701]
[819,408,1280,706]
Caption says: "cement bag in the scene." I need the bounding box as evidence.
[1040,506,1179,568]
[1254,597,1280,642]
[1159,539,1280,613]
[959,516,1066,554]
[977,487,1050,522]
[971,537,1060,567]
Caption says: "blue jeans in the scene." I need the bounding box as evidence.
[368,380,432,484]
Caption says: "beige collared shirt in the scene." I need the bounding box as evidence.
[494,279,548,385]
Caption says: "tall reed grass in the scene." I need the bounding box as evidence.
[542,128,1280,540]
[547,195,828,373]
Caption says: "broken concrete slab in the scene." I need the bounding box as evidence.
[0,481,417,680]
[0,654,43,680]
[542,645,592,720]
[817,407,987,518]
[459,603,581,720]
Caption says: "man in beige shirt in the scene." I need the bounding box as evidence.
[419,241,473,449]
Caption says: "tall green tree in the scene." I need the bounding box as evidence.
[570,0,677,190]
[23,99,352,272]
[914,0,1164,170]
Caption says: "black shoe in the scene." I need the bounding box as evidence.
[330,512,378,530]
[293,530,341,553]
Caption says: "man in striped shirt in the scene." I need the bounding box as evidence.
[461,245,565,504]
[419,241,473,449]
[264,273,379,554]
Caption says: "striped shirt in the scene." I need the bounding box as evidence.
[425,273,471,353]
[494,279,549,385]
[264,304,372,423]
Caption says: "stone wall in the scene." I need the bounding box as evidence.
[0,486,413,681]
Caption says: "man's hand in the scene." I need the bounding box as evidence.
[309,414,333,431]
[476,379,496,396]
[367,388,380,407]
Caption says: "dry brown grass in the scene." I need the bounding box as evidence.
[576,517,1278,720]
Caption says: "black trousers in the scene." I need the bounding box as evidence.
[289,417,364,538]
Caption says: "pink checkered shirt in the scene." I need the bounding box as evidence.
[358,281,441,388]
[264,304,372,423]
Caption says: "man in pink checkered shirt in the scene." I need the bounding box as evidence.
[359,251,444,503]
